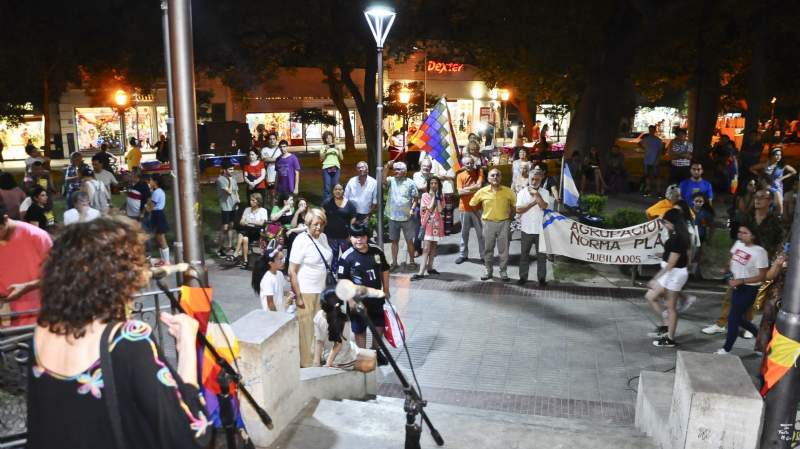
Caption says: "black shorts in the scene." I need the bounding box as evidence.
[150,210,169,234]
[221,210,235,225]
[348,298,386,334]
[238,225,262,241]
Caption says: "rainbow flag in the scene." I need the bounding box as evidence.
[179,286,243,428]
[760,327,800,397]
[409,96,461,171]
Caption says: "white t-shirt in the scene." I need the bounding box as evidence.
[94,169,118,192]
[313,310,358,367]
[240,207,269,226]
[344,175,378,215]
[63,207,101,225]
[260,146,281,183]
[259,270,287,312]
[515,185,553,235]
[729,241,768,286]
[289,232,333,294]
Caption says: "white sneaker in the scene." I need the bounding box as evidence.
[714,348,731,355]
[701,324,727,335]
[678,295,697,313]
[742,330,755,339]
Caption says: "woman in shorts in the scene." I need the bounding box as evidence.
[646,208,690,348]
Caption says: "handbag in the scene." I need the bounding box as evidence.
[307,232,337,287]
[100,322,128,449]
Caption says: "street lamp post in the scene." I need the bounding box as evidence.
[115,89,128,152]
[500,89,510,146]
[364,5,396,249]
[771,97,777,121]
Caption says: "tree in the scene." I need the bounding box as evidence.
[0,0,163,153]
[290,108,338,151]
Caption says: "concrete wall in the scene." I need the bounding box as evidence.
[232,310,376,448]
[636,351,764,449]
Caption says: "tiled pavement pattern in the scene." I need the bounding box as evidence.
[376,278,757,425]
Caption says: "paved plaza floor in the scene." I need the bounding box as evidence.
[205,229,762,426]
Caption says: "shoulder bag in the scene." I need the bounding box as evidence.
[100,322,128,449]
[307,232,337,288]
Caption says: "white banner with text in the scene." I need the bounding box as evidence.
[539,210,665,265]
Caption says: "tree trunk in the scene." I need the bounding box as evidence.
[511,95,534,140]
[341,55,377,176]
[322,66,356,152]
[744,8,767,135]
[686,0,720,164]
[564,0,643,164]
[42,76,51,156]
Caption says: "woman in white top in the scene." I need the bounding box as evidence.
[231,193,269,269]
[63,191,101,225]
[251,246,295,313]
[511,148,531,188]
[288,208,333,367]
[313,290,376,372]
[718,223,768,355]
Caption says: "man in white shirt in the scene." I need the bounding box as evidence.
[515,165,552,286]
[344,160,377,224]
[91,156,118,194]
[260,133,281,187]
[63,191,101,225]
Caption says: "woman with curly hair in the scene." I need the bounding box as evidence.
[27,216,209,448]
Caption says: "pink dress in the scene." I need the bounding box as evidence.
[421,192,444,242]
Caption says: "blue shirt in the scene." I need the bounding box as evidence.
[151,188,166,210]
[640,134,663,166]
[679,178,713,202]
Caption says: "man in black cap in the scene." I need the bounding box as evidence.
[337,222,391,365]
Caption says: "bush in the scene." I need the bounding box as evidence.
[605,208,648,229]
[581,194,607,216]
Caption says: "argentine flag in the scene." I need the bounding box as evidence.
[562,163,580,208]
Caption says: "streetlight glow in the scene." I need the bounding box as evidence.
[500,89,510,102]
[489,87,498,100]
[114,89,129,107]
[364,5,396,47]
[398,86,412,104]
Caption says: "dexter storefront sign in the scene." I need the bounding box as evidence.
[427,61,465,74]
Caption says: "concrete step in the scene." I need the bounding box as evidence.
[635,370,674,448]
[267,397,659,449]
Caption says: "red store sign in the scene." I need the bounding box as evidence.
[427,61,465,74]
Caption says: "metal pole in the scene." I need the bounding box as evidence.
[376,46,385,249]
[761,190,800,448]
[167,0,206,283]
[161,1,184,280]
[423,51,427,118]
[119,111,127,153]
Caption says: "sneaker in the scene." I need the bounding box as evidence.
[428,269,440,275]
[714,348,731,355]
[701,324,727,335]
[678,294,697,313]
[648,326,669,338]
[516,278,527,286]
[741,330,755,339]
[455,257,466,265]
[480,273,493,281]
[653,336,677,348]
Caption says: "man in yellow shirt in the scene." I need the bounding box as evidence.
[469,168,516,281]
[125,137,142,170]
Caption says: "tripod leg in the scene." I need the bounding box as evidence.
[405,410,422,449]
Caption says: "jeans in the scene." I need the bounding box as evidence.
[482,219,510,276]
[519,232,546,282]
[723,284,760,352]
[459,210,485,258]
[322,167,340,202]
[715,286,755,327]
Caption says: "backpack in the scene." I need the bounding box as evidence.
[88,179,109,211]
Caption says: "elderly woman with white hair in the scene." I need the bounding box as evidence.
[288,207,334,367]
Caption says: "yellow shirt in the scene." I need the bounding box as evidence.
[125,146,142,169]
[469,185,516,221]
[646,199,673,220]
